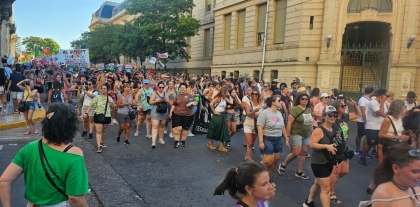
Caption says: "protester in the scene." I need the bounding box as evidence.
[362,144,420,207]
[207,86,232,152]
[134,79,153,137]
[0,103,89,207]
[303,106,338,207]
[214,162,275,207]
[313,93,330,126]
[169,82,197,148]
[16,79,38,134]
[115,83,134,145]
[355,86,375,157]
[7,66,25,114]
[257,95,287,180]
[48,81,67,106]
[279,93,313,180]
[225,88,241,147]
[0,68,7,112]
[328,99,361,204]
[243,88,263,161]
[80,80,98,139]
[85,83,115,153]
[404,91,417,113]
[165,80,177,138]
[149,81,170,148]
[33,70,44,109]
[309,87,320,111]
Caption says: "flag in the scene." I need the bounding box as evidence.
[34,47,40,57]
[159,59,165,67]
[149,57,156,64]
[7,52,15,65]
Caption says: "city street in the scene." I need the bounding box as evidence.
[0,121,377,207]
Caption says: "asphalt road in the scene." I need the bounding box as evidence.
[0,121,377,207]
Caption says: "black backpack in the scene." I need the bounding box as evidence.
[319,126,345,165]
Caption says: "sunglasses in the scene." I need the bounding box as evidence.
[408,96,416,99]
[251,93,259,96]
[276,100,281,103]
[158,87,165,89]
[409,149,420,156]
[87,84,92,85]
[322,97,330,99]
[327,113,338,118]
[144,83,149,85]
[300,98,308,101]
[264,86,268,88]
[340,105,347,108]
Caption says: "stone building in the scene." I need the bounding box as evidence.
[0,0,17,66]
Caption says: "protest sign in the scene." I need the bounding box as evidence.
[98,63,105,70]
[125,64,132,73]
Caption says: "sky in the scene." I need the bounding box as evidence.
[14,0,123,49]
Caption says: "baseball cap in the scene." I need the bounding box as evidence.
[272,79,279,83]
[161,74,169,78]
[323,106,338,116]
[407,91,417,97]
[320,93,329,98]
[331,88,339,93]
[273,89,281,95]
[338,94,345,99]
[297,87,307,94]
[144,79,150,84]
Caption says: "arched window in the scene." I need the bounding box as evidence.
[348,0,392,13]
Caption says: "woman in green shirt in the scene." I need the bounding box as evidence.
[0,103,89,207]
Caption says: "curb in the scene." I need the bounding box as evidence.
[0,109,45,131]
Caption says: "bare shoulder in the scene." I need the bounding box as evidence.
[67,146,84,156]
[372,183,392,200]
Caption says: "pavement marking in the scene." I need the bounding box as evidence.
[8,144,17,146]
[0,145,3,150]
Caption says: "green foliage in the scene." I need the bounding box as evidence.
[126,0,200,62]
[70,32,90,49]
[87,24,123,63]
[22,36,61,53]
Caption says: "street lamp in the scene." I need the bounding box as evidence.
[326,34,333,48]
[407,35,416,48]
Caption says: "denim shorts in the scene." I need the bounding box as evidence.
[290,134,310,146]
[26,101,36,111]
[260,135,284,155]
[226,112,236,122]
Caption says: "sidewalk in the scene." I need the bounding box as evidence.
[0,102,45,130]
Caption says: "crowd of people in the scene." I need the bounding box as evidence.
[0,64,419,207]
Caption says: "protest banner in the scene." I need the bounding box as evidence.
[79,63,87,72]
[125,64,132,73]
[117,64,124,71]
[56,49,90,64]
[98,63,105,70]
[67,61,75,71]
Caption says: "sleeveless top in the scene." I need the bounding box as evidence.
[118,94,132,115]
[214,98,227,113]
[166,89,177,100]
[226,96,235,111]
[51,89,62,103]
[312,126,335,164]
[140,87,153,110]
[386,116,404,137]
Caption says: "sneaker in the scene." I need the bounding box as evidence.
[96,146,102,153]
[100,142,107,148]
[109,122,114,126]
[146,134,152,139]
[305,153,311,158]
[164,128,167,134]
[13,110,18,114]
[151,143,156,148]
[359,158,367,166]
[355,150,363,157]
[181,141,186,147]
[169,133,173,138]
[188,132,194,137]
[303,199,316,207]
[243,144,247,148]
[124,140,130,145]
[371,149,377,155]
[88,134,93,139]
[366,153,373,159]
[116,137,121,143]
[225,142,231,148]
[174,141,179,148]
[81,131,87,137]
[134,131,139,137]
[158,139,165,145]
[252,146,255,150]
[295,171,309,180]
[113,119,118,124]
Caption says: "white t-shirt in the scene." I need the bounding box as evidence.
[405,101,417,111]
[242,95,250,115]
[366,100,384,130]
[82,90,99,106]
[357,96,370,123]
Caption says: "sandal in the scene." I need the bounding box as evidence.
[244,156,254,162]
[330,194,341,205]
[207,143,216,150]
[219,147,229,152]
[278,163,286,175]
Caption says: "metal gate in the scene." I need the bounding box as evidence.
[340,43,390,96]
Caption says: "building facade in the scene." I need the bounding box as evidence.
[0,1,17,65]
[206,0,419,98]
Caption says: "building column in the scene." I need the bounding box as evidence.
[0,20,8,58]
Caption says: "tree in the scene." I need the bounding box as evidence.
[126,0,201,65]
[87,24,123,63]
[116,21,149,64]
[22,36,60,57]
[71,32,90,49]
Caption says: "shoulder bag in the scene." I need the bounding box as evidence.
[38,139,72,198]
[96,96,109,123]
[381,116,402,156]
[122,95,136,120]
[155,92,168,113]
[18,93,30,112]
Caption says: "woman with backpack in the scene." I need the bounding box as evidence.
[48,81,67,107]
[149,81,170,148]
[303,106,338,207]
[134,79,153,138]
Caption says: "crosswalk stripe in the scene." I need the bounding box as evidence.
[0,145,3,151]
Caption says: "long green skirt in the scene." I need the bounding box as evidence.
[206,112,230,142]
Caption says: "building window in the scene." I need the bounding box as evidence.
[236,10,246,49]
[257,4,267,46]
[234,70,239,79]
[224,14,232,50]
[309,16,314,30]
[348,0,392,13]
[186,37,191,56]
[206,0,212,11]
[204,29,212,57]
[274,0,287,44]
[271,70,278,81]
[221,71,226,79]
[253,70,260,79]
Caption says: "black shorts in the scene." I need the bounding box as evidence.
[365,129,379,147]
[311,163,334,178]
[357,122,365,137]
[172,113,194,130]
[34,86,44,94]
[93,114,112,124]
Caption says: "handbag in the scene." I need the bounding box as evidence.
[96,96,109,123]
[155,92,168,113]
[38,140,68,198]
[381,116,400,156]
[18,93,30,112]
[122,95,136,120]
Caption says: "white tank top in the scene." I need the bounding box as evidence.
[386,116,403,136]
[214,98,226,112]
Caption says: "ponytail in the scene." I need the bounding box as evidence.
[214,168,240,200]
